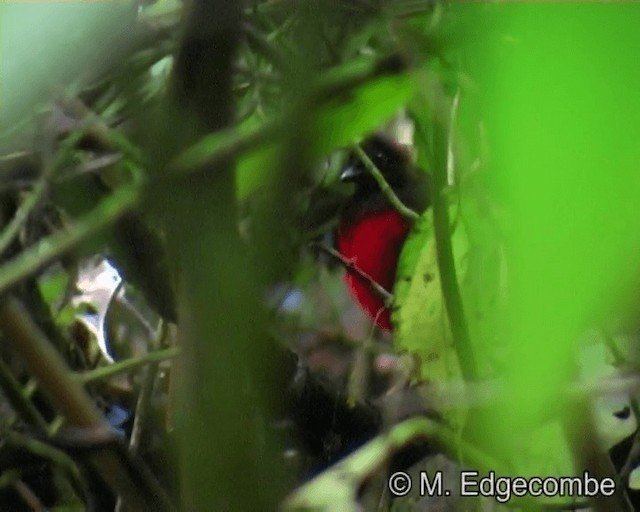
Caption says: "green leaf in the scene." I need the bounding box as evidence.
[392,210,468,430]
[236,143,280,199]
[173,59,415,200]
[630,467,640,491]
[237,68,416,199]
[310,70,416,159]
[38,267,69,309]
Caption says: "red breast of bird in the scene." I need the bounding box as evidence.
[336,135,429,331]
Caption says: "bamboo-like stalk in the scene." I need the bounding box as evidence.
[0,296,174,511]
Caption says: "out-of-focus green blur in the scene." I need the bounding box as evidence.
[0,3,133,139]
[456,4,640,474]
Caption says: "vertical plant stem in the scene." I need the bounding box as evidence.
[159,0,283,509]
[431,94,478,382]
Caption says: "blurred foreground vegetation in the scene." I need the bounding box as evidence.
[2,1,640,511]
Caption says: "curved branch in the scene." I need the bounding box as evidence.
[351,143,420,223]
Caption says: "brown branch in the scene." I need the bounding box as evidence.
[310,242,393,307]
[13,480,46,512]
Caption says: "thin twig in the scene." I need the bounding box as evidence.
[241,22,289,73]
[0,175,50,257]
[74,346,180,385]
[3,429,85,501]
[12,480,46,512]
[310,241,393,306]
[286,415,589,511]
[54,93,143,166]
[351,144,420,223]
[415,372,640,411]
[0,122,84,257]
[129,322,168,455]
[0,357,49,433]
[0,185,138,296]
[446,91,459,187]
[0,295,174,511]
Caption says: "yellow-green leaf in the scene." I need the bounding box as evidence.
[392,210,468,430]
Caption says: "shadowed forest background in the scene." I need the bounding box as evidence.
[1,1,640,511]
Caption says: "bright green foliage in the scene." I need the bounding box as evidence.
[236,65,416,199]
[310,70,416,159]
[5,1,640,510]
[454,2,640,481]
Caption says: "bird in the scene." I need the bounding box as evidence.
[336,134,430,330]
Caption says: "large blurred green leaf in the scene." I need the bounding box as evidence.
[236,65,416,198]
[310,71,415,158]
[451,2,640,483]
[0,3,135,141]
